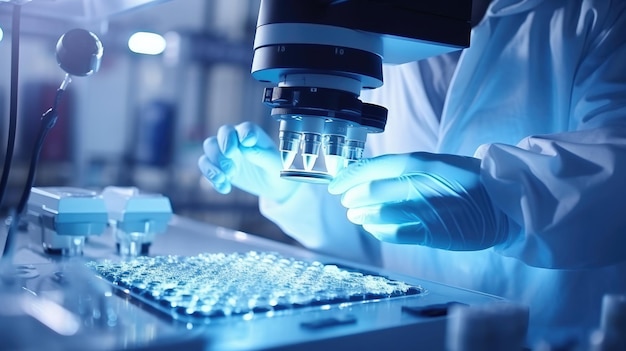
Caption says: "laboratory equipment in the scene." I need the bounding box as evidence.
[445,302,529,351]
[101,186,173,257]
[18,28,102,209]
[251,0,472,182]
[88,251,422,322]
[588,294,626,351]
[0,27,103,215]
[24,187,108,256]
[55,27,103,78]
[0,25,103,260]
[1,213,510,350]
[600,294,626,334]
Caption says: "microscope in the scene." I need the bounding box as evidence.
[251,0,472,183]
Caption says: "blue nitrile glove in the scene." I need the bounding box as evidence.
[198,122,299,202]
[328,152,511,250]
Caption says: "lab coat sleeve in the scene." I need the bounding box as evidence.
[259,184,382,266]
[478,4,626,269]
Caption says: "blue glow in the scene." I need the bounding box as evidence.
[0,27,3,42]
[128,32,166,55]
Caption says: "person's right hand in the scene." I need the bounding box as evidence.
[197,122,299,202]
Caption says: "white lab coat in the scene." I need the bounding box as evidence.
[261,0,626,346]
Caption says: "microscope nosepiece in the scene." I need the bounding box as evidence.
[266,87,387,183]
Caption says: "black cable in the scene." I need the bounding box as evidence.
[2,209,18,257]
[0,4,22,210]
[15,91,63,215]
[3,87,64,258]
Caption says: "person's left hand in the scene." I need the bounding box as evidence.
[328,152,511,251]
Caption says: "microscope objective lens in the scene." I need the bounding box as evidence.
[279,130,302,170]
[322,135,345,156]
[343,139,365,166]
[301,133,322,155]
[301,132,322,171]
[322,134,346,176]
[302,154,318,171]
[324,154,344,176]
[281,151,297,170]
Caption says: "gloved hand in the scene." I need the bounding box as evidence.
[328,152,511,251]
[197,122,299,202]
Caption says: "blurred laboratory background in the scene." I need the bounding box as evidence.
[0,0,296,245]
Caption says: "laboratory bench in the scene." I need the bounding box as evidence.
[0,213,508,351]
